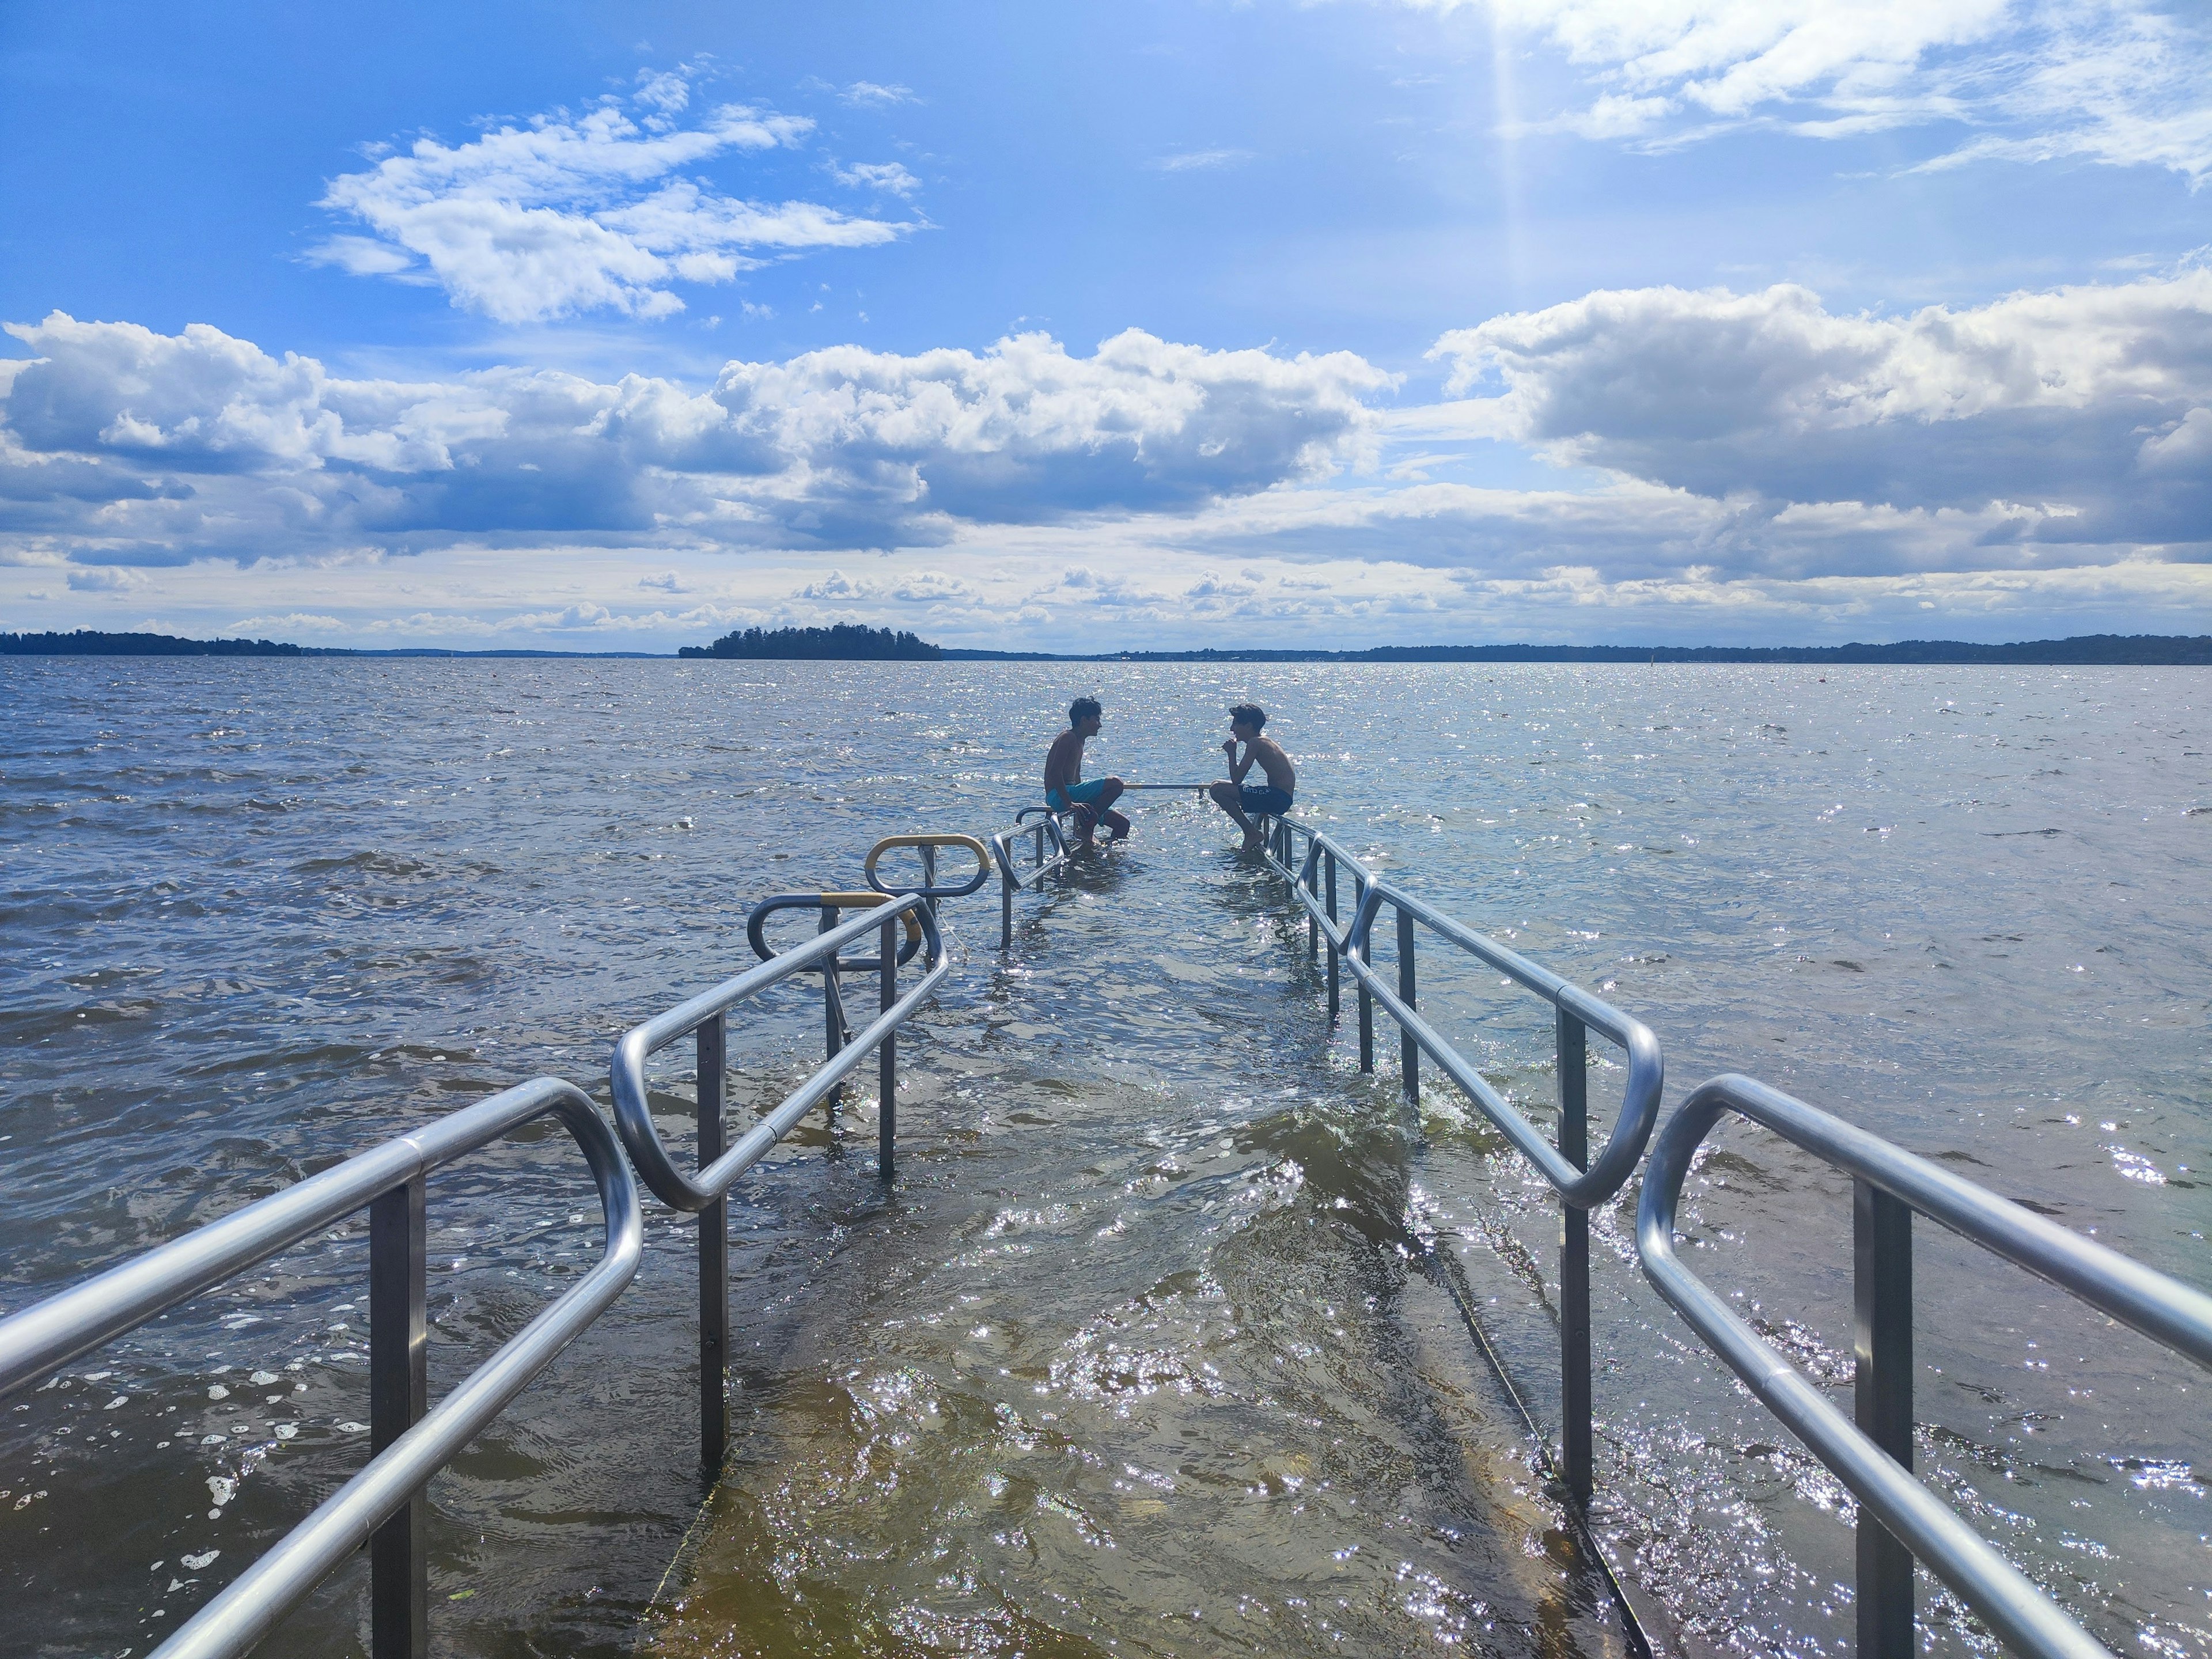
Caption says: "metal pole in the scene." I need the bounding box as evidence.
[369,1175,428,1659]
[1855,1179,1916,1659]
[1307,847,1317,960]
[1396,903,1418,1105]
[921,844,938,933]
[1325,851,1339,1022]
[1001,853,1014,949]
[697,1013,728,1474]
[1557,1009,1592,1506]
[820,906,842,1126]
[1357,876,1374,1074]
[879,917,897,1181]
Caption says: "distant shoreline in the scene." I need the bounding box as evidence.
[5,628,2210,666]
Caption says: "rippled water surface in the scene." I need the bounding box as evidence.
[2,658,2207,1659]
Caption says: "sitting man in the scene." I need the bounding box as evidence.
[1209,702,1296,851]
[1044,696,1130,845]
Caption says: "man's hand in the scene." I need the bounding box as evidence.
[1221,737,1238,756]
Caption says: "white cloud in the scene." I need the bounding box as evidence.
[0,316,1385,562]
[833,161,921,196]
[1426,271,2212,548]
[230,611,347,632]
[1153,149,1257,172]
[66,566,143,592]
[798,569,866,599]
[310,72,913,321]
[889,569,975,601]
[6,279,2208,643]
[842,82,915,107]
[1414,1,2212,183]
[301,236,428,279]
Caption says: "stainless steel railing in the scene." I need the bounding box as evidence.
[1639,1073,2212,1659]
[1255,812,1662,1505]
[610,891,949,1469]
[1248,812,2212,1659]
[15,804,2212,1659]
[0,1076,642,1659]
[989,806,1078,947]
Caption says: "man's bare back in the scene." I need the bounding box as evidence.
[1043,726,1085,796]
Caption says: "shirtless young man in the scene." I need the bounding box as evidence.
[1043,696,1130,845]
[1209,702,1296,851]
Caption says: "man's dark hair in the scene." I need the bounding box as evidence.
[1229,702,1266,731]
[1069,696,1102,724]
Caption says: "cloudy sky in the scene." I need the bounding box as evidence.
[2,1,2207,650]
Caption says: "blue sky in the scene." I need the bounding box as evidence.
[2,0,2208,649]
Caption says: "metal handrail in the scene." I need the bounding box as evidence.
[1639,1073,2212,1659]
[990,808,1078,947]
[863,832,993,900]
[1257,813,1661,1509]
[608,891,949,1467]
[1342,868,1661,1207]
[0,1076,641,1659]
[1261,815,1662,1203]
[611,895,945,1211]
[748,889,925,972]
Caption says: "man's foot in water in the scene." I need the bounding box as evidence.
[1240,827,1264,853]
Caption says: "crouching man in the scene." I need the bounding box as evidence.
[1044,696,1130,846]
[1209,702,1295,851]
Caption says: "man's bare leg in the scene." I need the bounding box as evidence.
[1209,780,1263,851]
[1096,777,1130,841]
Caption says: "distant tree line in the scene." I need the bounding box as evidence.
[1,630,311,657]
[1346,634,2212,665]
[680,623,942,661]
[945,634,2212,665]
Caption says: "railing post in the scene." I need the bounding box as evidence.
[1306,846,1318,960]
[1556,1009,1592,1507]
[820,906,843,1125]
[1396,903,1418,1105]
[696,1013,729,1473]
[879,916,897,1181]
[370,1175,428,1659]
[1357,876,1374,1073]
[1325,852,1340,1021]
[921,843,938,933]
[1000,844,1014,949]
[1855,1179,1915,1659]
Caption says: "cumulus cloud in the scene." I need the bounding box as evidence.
[308,71,914,321]
[0,315,1389,563]
[7,275,2205,633]
[841,82,915,107]
[1426,271,2212,550]
[1416,1,2212,183]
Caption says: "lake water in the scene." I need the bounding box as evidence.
[2,658,2206,1659]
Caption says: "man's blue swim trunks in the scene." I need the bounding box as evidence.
[1240,785,1294,816]
[1047,779,1111,811]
